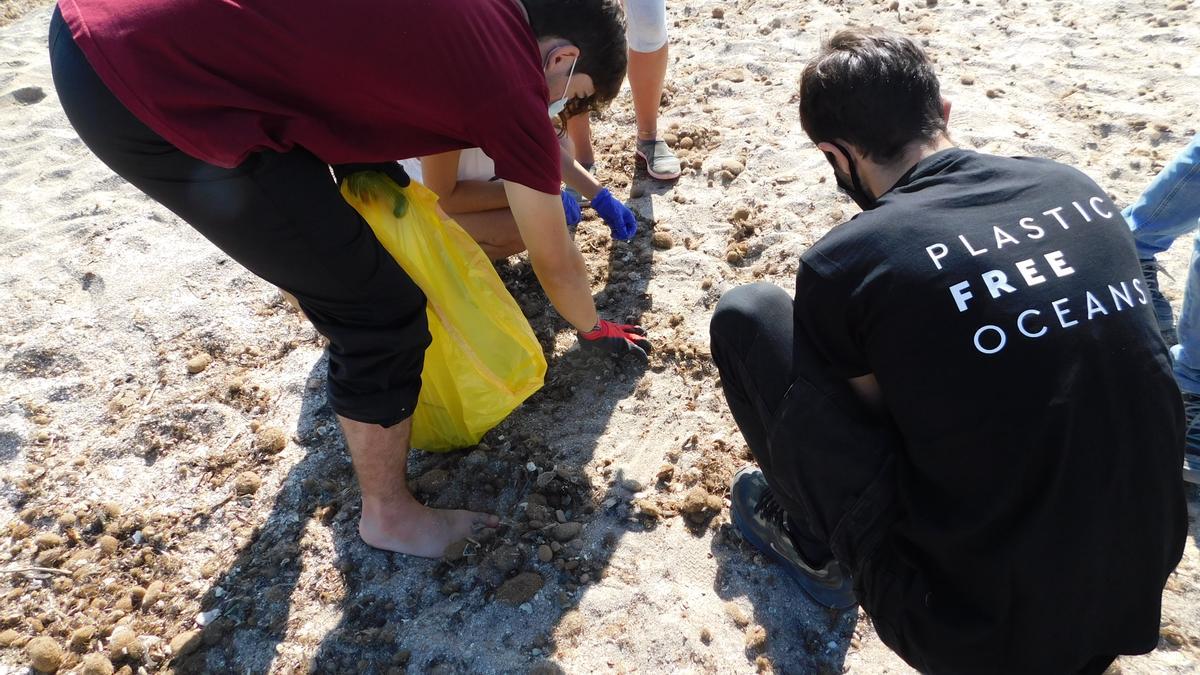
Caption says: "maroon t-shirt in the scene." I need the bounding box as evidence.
[58,0,562,194]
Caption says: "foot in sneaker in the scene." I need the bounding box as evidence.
[1182,393,1200,484]
[635,139,682,181]
[1139,258,1178,347]
[729,466,857,609]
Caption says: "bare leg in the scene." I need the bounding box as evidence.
[340,415,498,557]
[628,44,669,142]
[566,114,595,167]
[450,208,527,261]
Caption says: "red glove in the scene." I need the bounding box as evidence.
[578,320,651,358]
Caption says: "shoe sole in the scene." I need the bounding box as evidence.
[635,148,682,181]
[1185,455,1200,485]
[730,496,858,610]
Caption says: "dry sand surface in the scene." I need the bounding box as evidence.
[2,0,1200,673]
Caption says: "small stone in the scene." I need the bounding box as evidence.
[960,75,975,85]
[442,539,469,563]
[107,626,141,661]
[26,636,63,672]
[98,535,119,556]
[986,88,1003,99]
[0,629,23,647]
[680,136,695,150]
[234,471,262,496]
[416,468,451,494]
[34,532,65,550]
[620,478,645,493]
[142,581,164,609]
[80,653,114,675]
[185,354,213,374]
[720,159,745,176]
[537,545,553,563]
[745,624,767,653]
[731,207,752,222]
[700,278,714,291]
[495,572,544,605]
[253,428,287,454]
[69,626,96,652]
[488,544,521,574]
[712,6,724,18]
[700,627,713,644]
[725,602,750,628]
[169,630,201,657]
[535,471,557,489]
[551,522,582,542]
[26,634,62,667]
[706,495,724,511]
[651,232,674,250]
[655,464,675,482]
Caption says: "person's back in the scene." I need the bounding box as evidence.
[798,147,1187,672]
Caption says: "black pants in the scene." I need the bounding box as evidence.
[709,283,898,571]
[709,284,1117,675]
[49,7,428,426]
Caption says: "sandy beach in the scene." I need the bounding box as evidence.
[1,0,1198,672]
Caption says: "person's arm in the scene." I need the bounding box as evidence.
[504,182,597,331]
[560,146,601,200]
[420,150,509,215]
[848,373,884,414]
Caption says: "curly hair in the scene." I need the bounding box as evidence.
[523,0,628,118]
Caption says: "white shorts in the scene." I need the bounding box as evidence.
[625,0,667,53]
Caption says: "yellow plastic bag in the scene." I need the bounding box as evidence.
[340,172,547,451]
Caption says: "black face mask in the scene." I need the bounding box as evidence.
[823,142,877,211]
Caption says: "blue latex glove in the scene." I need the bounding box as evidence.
[591,188,638,241]
[561,190,582,228]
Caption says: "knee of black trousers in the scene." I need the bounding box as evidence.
[306,291,432,428]
[709,283,791,358]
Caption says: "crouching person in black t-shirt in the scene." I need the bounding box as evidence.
[710,27,1187,675]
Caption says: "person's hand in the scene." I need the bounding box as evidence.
[578,320,651,358]
[561,190,582,228]
[331,161,411,188]
[591,188,638,241]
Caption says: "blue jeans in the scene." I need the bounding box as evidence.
[1125,134,1200,395]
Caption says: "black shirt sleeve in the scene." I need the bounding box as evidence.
[793,254,872,378]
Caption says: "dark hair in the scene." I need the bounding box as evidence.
[523,0,628,117]
[799,27,946,163]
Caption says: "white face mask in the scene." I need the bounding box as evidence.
[547,55,577,118]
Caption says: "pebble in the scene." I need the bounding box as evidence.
[80,653,114,675]
[745,624,767,652]
[0,629,22,647]
[34,532,64,550]
[535,471,557,489]
[443,539,469,563]
[495,572,544,605]
[233,471,262,496]
[69,626,96,651]
[551,522,582,542]
[97,536,119,556]
[195,609,220,627]
[960,75,975,85]
[620,478,645,493]
[415,469,450,494]
[554,510,567,523]
[253,428,288,454]
[731,207,752,222]
[488,545,522,574]
[26,636,63,672]
[142,581,164,608]
[651,232,674,250]
[725,601,750,628]
[712,7,724,18]
[700,627,713,644]
[537,545,553,563]
[169,630,201,656]
[186,353,213,374]
[720,159,745,176]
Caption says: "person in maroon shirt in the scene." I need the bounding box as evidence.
[49,0,651,558]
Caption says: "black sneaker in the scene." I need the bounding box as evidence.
[1182,393,1200,484]
[729,466,857,609]
[1139,258,1178,347]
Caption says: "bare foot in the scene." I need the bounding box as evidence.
[358,500,499,558]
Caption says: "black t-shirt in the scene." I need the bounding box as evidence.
[795,149,1187,673]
